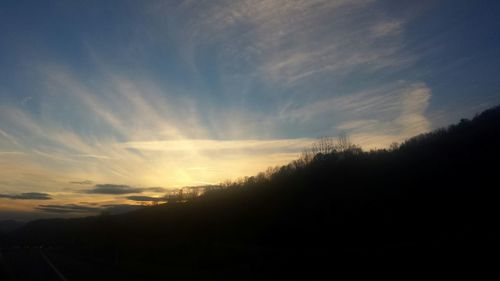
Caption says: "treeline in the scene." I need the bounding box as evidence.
[4,105,500,280]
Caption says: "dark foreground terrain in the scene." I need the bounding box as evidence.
[2,105,500,280]
[0,247,147,281]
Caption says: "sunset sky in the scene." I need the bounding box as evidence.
[1,0,500,220]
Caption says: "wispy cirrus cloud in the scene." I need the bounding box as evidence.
[335,83,432,148]
[166,0,411,89]
[0,128,19,145]
[371,20,404,38]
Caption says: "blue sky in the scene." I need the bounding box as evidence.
[1,0,500,219]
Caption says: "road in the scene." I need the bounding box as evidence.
[0,248,147,281]
[0,248,66,281]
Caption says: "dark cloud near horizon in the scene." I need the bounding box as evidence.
[145,187,167,193]
[101,204,143,214]
[126,195,164,202]
[185,185,219,190]
[84,184,166,195]
[69,180,93,185]
[0,192,52,200]
[36,203,143,215]
[79,201,100,206]
[36,204,100,214]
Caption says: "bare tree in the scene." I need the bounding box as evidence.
[336,133,355,152]
[299,134,360,163]
[389,142,399,151]
[310,137,336,155]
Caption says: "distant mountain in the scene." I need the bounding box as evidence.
[5,105,500,280]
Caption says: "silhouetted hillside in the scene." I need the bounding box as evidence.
[4,105,500,280]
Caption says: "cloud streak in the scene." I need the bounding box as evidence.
[36,204,100,214]
[120,138,313,153]
[0,192,52,200]
[35,203,142,215]
[69,180,94,185]
[126,195,164,202]
[84,184,166,195]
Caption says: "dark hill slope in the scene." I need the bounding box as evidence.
[5,105,500,280]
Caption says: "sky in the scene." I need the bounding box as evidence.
[1,0,500,220]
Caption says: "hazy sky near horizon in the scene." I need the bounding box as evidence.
[1,0,500,219]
